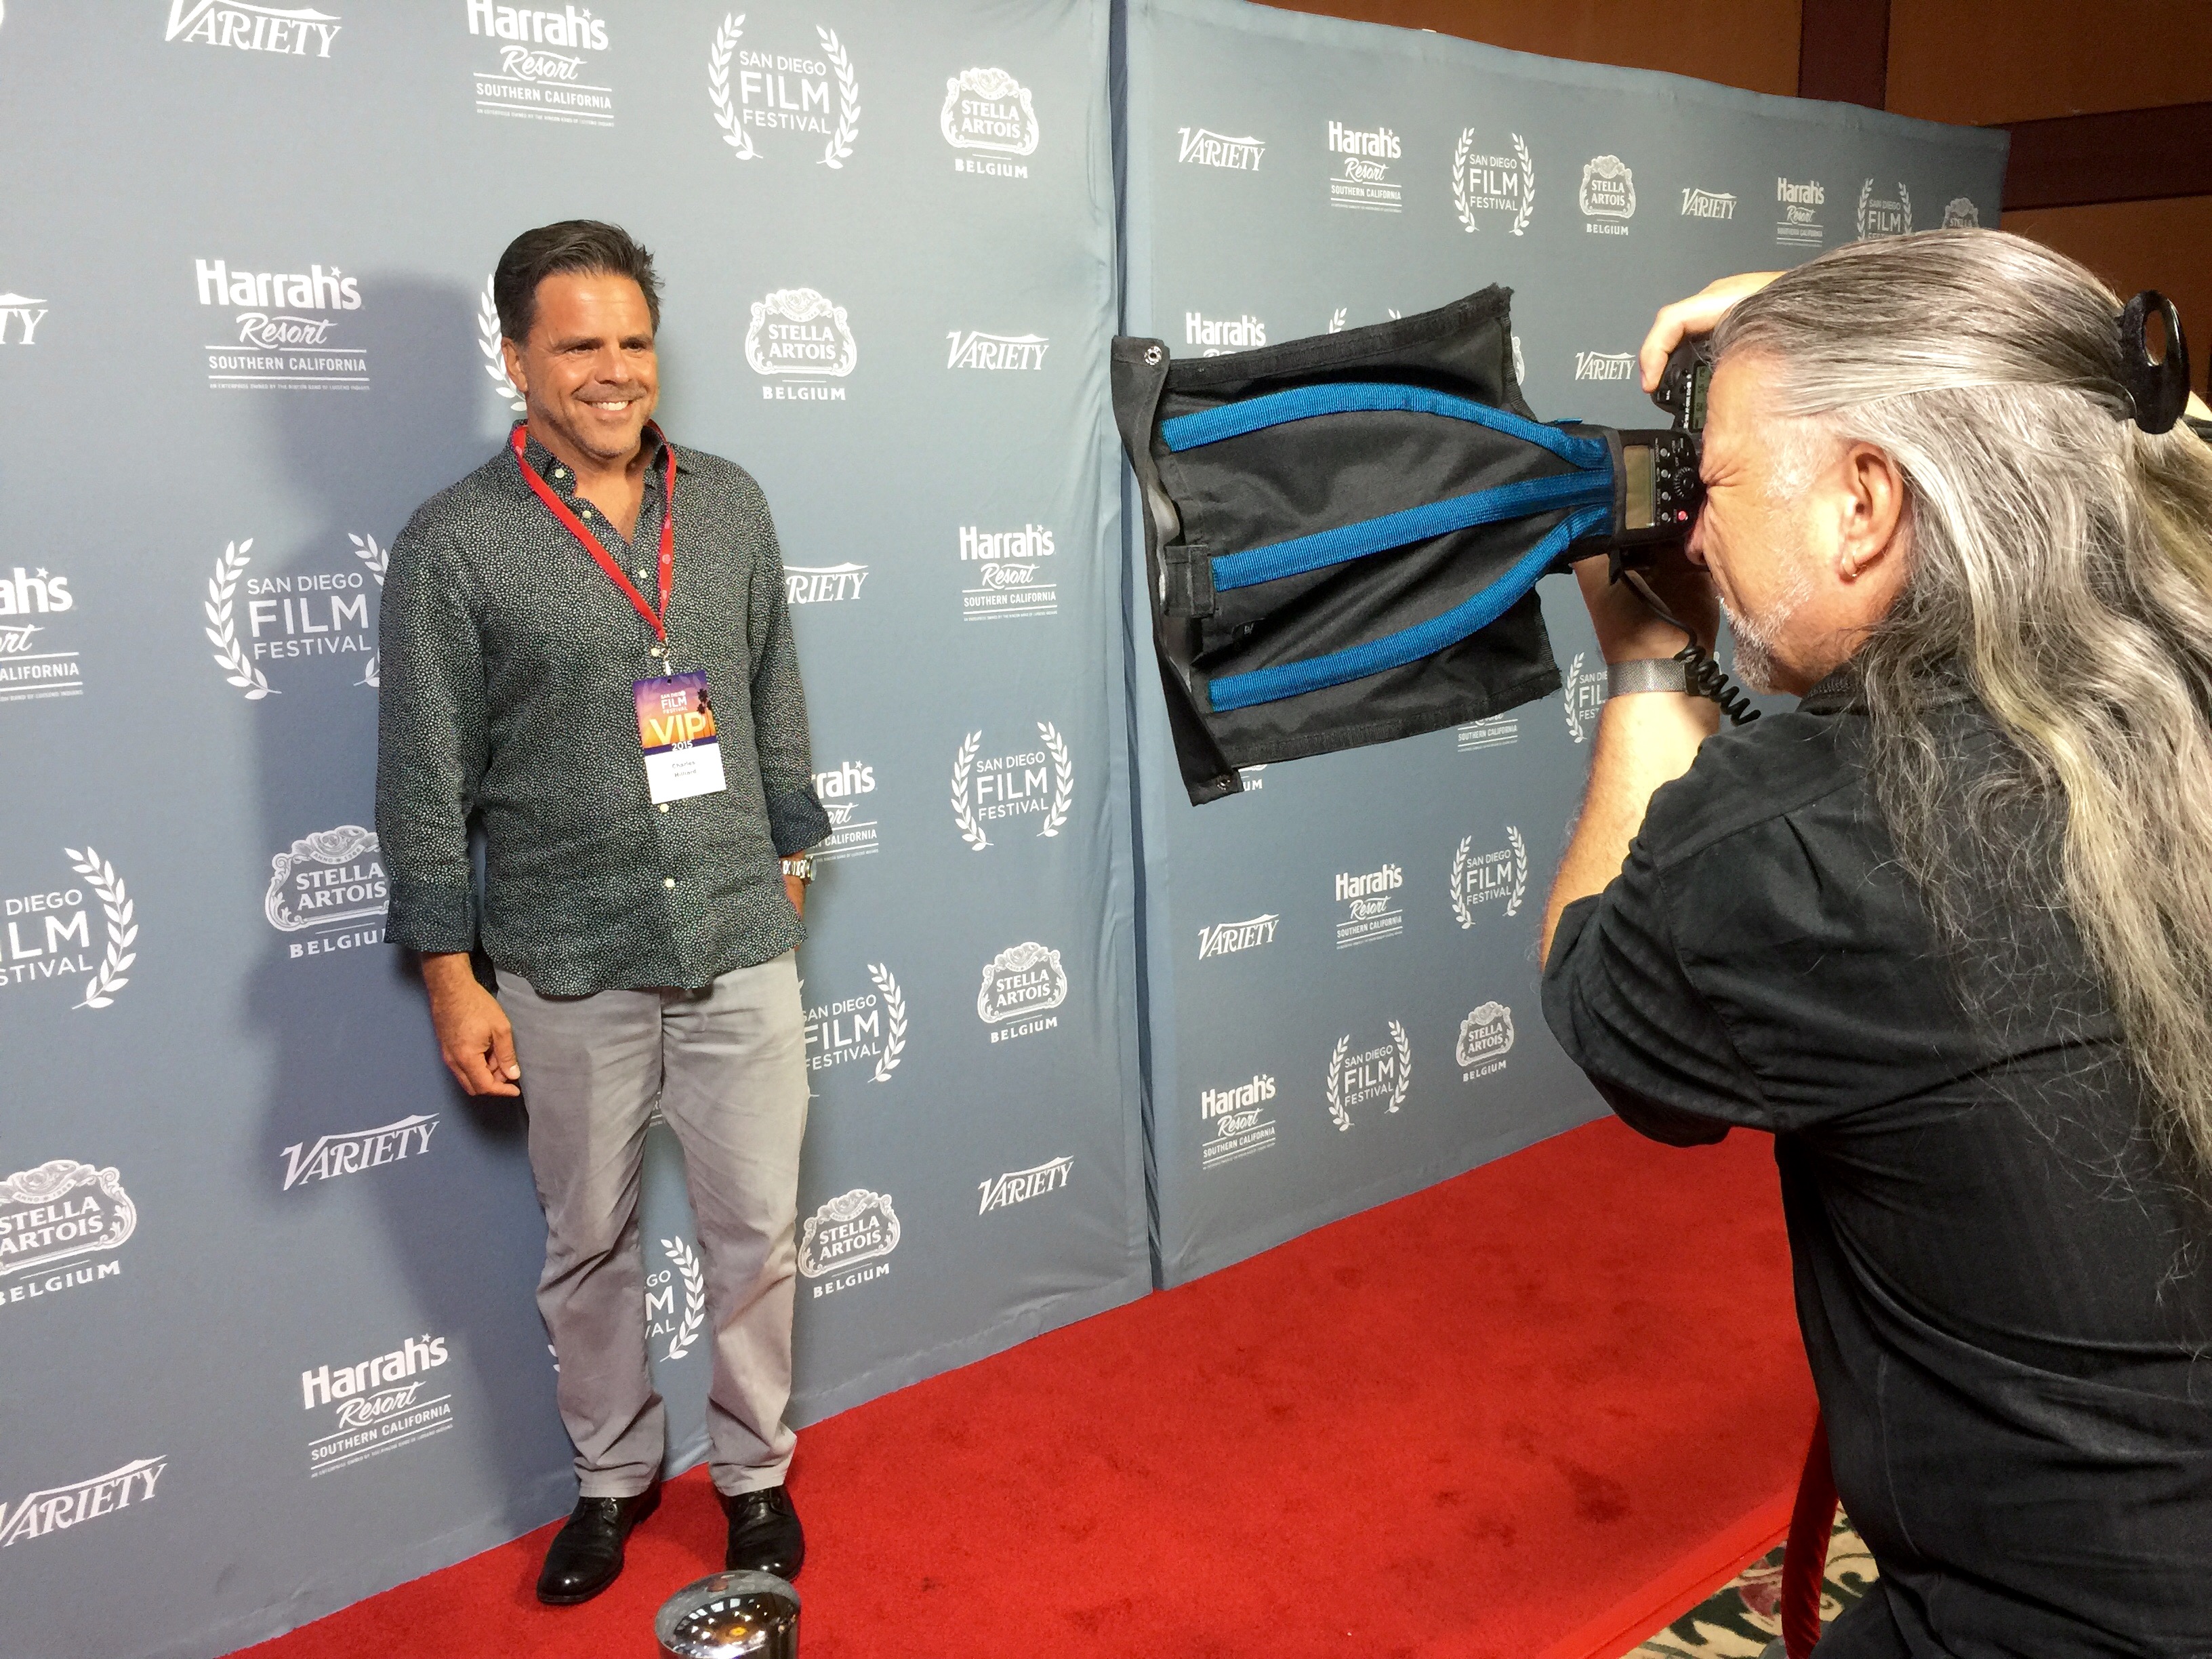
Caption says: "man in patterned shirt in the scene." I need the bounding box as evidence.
[375,221,826,1603]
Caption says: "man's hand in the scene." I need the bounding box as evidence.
[1639,270,1782,391]
[785,874,806,919]
[1576,546,1717,664]
[421,951,521,1097]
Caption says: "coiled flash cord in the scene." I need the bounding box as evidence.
[1618,569,1761,726]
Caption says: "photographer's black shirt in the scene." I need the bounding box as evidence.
[1544,672,2212,1659]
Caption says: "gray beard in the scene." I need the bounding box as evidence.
[1720,563,1814,694]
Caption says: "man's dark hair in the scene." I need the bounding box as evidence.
[493,220,661,344]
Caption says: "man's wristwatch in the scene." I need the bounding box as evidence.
[1605,658,1690,699]
[779,855,815,883]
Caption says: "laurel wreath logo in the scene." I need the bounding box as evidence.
[657,1236,708,1361]
[708,14,758,159]
[205,540,274,699]
[478,275,525,412]
[1511,134,1535,234]
[1450,836,1475,929]
[1325,1033,1351,1132]
[1453,129,1533,235]
[1899,182,1912,234]
[1389,1019,1412,1112]
[817,26,859,168]
[1038,721,1073,838]
[349,532,386,689]
[1562,651,1589,742]
[867,962,907,1082]
[1453,127,1474,232]
[64,846,136,1010]
[1505,826,1530,916]
[950,731,986,851]
[1855,177,1870,240]
[1328,307,1347,333]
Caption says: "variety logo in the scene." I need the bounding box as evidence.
[1326,119,1401,213]
[1456,1001,1515,1081]
[1941,196,1980,229]
[279,1115,436,1191]
[1857,178,1912,239]
[813,759,879,862]
[1578,155,1635,233]
[798,1188,899,1295]
[1176,125,1264,171]
[1561,651,1603,743]
[942,66,1036,177]
[1457,714,1517,752]
[947,329,1049,372]
[646,1235,706,1361]
[3,847,136,1010]
[0,1160,136,1310]
[1197,912,1278,960]
[802,962,906,1083]
[978,1155,1071,1215]
[203,535,381,699]
[300,1332,453,1477]
[707,12,859,169]
[976,941,1067,1043]
[467,0,615,128]
[1326,1023,1411,1130]
[1574,350,1635,382]
[950,723,1072,849]
[960,523,1057,623]
[265,825,386,959]
[0,1456,165,1549]
[0,565,83,707]
[745,288,856,400]
[1451,827,1528,927]
[165,0,339,56]
[1185,312,1266,355]
[194,258,367,392]
[0,291,47,346]
[785,562,867,605]
[1776,178,1826,249]
[1680,186,1736,220]
[1452,129,1534,235]
[1201,1073,1277,1170]
[1334,861,1404,949]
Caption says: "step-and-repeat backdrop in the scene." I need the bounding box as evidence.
[1118,0,2007,1285]
[0,4,1145,1656]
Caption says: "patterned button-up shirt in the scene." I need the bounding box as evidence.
[375,424,831,996]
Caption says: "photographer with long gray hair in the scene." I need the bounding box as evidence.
[1540,230,2212,1656]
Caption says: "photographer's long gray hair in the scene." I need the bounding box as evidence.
[1714,230,2212,1183]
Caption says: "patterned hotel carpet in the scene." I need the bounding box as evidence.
[1628,1513,1877,1659]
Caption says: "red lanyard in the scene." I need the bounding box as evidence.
[511,423,678,642]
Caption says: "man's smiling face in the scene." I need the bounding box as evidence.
[502,270,658,466]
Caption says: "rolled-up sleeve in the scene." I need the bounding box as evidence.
[740,484,832,857]
[374,518,485,954]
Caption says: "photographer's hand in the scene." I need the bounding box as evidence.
[1639,270,1781,391]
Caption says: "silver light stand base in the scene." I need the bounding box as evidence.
[655,1570,801,1659]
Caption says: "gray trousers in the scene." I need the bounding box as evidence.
[498,954,807,1499]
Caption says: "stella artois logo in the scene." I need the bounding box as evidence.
[941,67,1037,157]
[1456,1002,1515,1078]
[0,1160,138,1282]
[798,1189,900,1280]
[976,941,1067,1024]
[744,287,857,379]
[1941,196,1980,229]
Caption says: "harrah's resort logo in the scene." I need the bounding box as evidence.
[813,759,879,863]
[960,523,1056,623]
[745,288,855,401]
[947,329,1049,373]
[1177,125,1264,171]
[977,941,1067,1044]
[466,1,615,129]
[1197,912,1277,961]
[978,1155,1071,1215]
[707,13,860,169]
[1456,1001,1515,1082]
[194,258,366,392]
[1776,178,1826,248]
[0,1456,166,1549]
[164,0,340,56]
[1326,119,1401,213]
[1578,155,1636,234]
[1200,1073,1276,1171]
[265,825,385,960]
[280,1114,436,1190]
[1458,713,1517,752]
[1,1160,137,1311]
[1186,312,1265,356]
[942,66,1037,178]
[0,565,84,708]
[1681,186,1736,220]
[1334,861,1403,949]
[301,1332,454,1477]
[798,1189,899,1297]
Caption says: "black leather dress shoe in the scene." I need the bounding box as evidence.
[535,1483,660,1605]
[722,1485,804,1580]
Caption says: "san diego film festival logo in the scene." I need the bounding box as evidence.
[1453,130,1534,235]
[798,1189,899,1298]
[0,1160,137,1311]
[1681,185,1737,222]
[264,824,385,960]
[1776,178,1827,249]
[1450,826,1527,928]
[201,533,382,699]
[978,1155,1071,1216]
[194,258,366,392]
[1858,178,1912,239]
[164,0,339,56]
[813,758,880,863]
[1456,1001,1515,1082]
[1578,155,1637,235]
[466,1,615,128]
[707,12,859,169]
[478,274,526,413]
[647,1237,706,1362]
[949,723,1072,850]
[0,564,85,707]
[0,1456,166,1549]
[960,522,1057,623]
[1334,860,1404,949]
[1197,912,1277,962]
[3,846,136,1010]
[1200,1073,1276,1170]
[1326,119,1401,213]
[1325,1023,1412,1131]
[0,290,47,346]
[802,962,907,1084]
[1176,125,1264,171]
[300,1332,455,1477]
[1561,652,1604,743]
[942,67,1037,178]
[745,287,856,403]
[279,1115,436,1191]
[976,941,1067,1045]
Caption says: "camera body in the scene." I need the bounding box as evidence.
[1571,338,1711,579]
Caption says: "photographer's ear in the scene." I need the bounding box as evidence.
[1834,442,1908,585]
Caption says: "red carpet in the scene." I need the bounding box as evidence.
[237,1117,1814,1659]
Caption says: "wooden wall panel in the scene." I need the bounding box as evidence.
[2003,197,2212,392]
[1888,0,2212,125]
